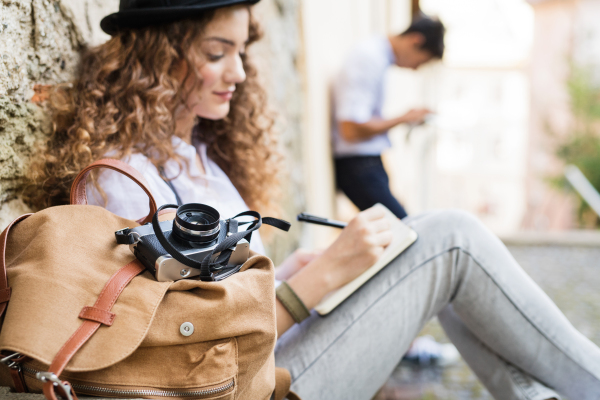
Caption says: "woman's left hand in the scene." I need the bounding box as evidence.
[275,249,323,281]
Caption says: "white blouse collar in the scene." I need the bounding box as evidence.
[169,136,213,178]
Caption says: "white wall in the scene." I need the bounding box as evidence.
[384,0,533,235]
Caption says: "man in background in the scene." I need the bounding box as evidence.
[332,16,457,367]
[332,16,445,219]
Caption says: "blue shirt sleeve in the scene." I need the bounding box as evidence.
[334,54,380,124]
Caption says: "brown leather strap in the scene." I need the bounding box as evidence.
[47,380,78,400]
[158,209,177,221]
[273,368,302,400]
[79,306,115,326]
[0,214,32,318]
[0,353,30,393]
[70,158,158,225]
[10,364,28,393]
[0,288,11,304]
[43,259,145,400]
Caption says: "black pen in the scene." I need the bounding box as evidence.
[297,212,347,229]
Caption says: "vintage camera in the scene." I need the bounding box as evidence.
[116,204,251,282]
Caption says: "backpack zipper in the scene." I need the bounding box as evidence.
[20,362,235,397]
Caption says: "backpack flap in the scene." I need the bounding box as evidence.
[0,206,172,371]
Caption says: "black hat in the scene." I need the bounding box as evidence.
[101,0,261,35]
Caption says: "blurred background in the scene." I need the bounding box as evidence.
[1,0,599,398]
[285,0,600,251]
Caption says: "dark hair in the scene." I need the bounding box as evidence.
[401,16,445,59]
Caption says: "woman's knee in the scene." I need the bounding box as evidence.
[411,209,494,248]
[437,209,485,229]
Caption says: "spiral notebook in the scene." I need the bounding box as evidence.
[314,204,418,315]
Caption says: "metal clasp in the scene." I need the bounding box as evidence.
[130,231,141,244]
[115,228,140,245]
[36,372,74,400]
[0,352,22,369]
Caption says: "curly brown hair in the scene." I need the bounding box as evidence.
[25,6,281,216]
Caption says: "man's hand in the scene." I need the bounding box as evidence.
[401,108,432,125]
[339,108,433,142]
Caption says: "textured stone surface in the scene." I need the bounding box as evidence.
[0,0,116,101]
[253,0,305,263]
[0,0,119,229]
[0,98,47,205]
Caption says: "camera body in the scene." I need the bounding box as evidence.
[115,202,289,282]
[124,218,250,282]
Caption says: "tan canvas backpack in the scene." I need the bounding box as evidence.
[0,160,300,400]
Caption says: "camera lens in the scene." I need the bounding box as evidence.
[173,204,220,243]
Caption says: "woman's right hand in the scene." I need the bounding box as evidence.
[317,206,394,292]
[278,206,394,335]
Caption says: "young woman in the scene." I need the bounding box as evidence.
[27,1,600,399]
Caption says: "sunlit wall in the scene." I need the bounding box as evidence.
[383,0,534,235]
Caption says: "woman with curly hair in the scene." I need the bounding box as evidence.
[26,1,600,399]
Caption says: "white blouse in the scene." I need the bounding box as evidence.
[88,136,266,255]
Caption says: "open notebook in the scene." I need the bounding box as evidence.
[314,204,418,315]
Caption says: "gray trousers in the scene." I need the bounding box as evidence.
[274,210,600,400]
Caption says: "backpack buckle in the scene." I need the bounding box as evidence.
[36,372,75,400]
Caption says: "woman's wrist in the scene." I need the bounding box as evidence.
[276,282,311,323]
[276,255,337,336]
[285,256,336,310]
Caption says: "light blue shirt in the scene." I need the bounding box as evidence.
[332,36,396,157]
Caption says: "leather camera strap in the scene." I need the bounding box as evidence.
[70,158,158,225]
[42,259,145,400]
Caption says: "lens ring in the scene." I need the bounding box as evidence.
[174,222,220,237]
[176,204,220,230]
[173,204,221,243]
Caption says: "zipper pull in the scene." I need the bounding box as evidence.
[1,352,28,393]
[0,352,23,369]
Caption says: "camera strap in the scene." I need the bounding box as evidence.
[158,167,183,206]
[151,205,290,281]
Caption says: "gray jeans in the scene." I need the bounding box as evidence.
[274,210,600,400]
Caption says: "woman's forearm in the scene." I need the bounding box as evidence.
[276,257,334,336]
[338,108,432,142]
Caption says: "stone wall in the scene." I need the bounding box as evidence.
[253,0,304,262]
[0,0,305,261]
[0,0,120,229]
